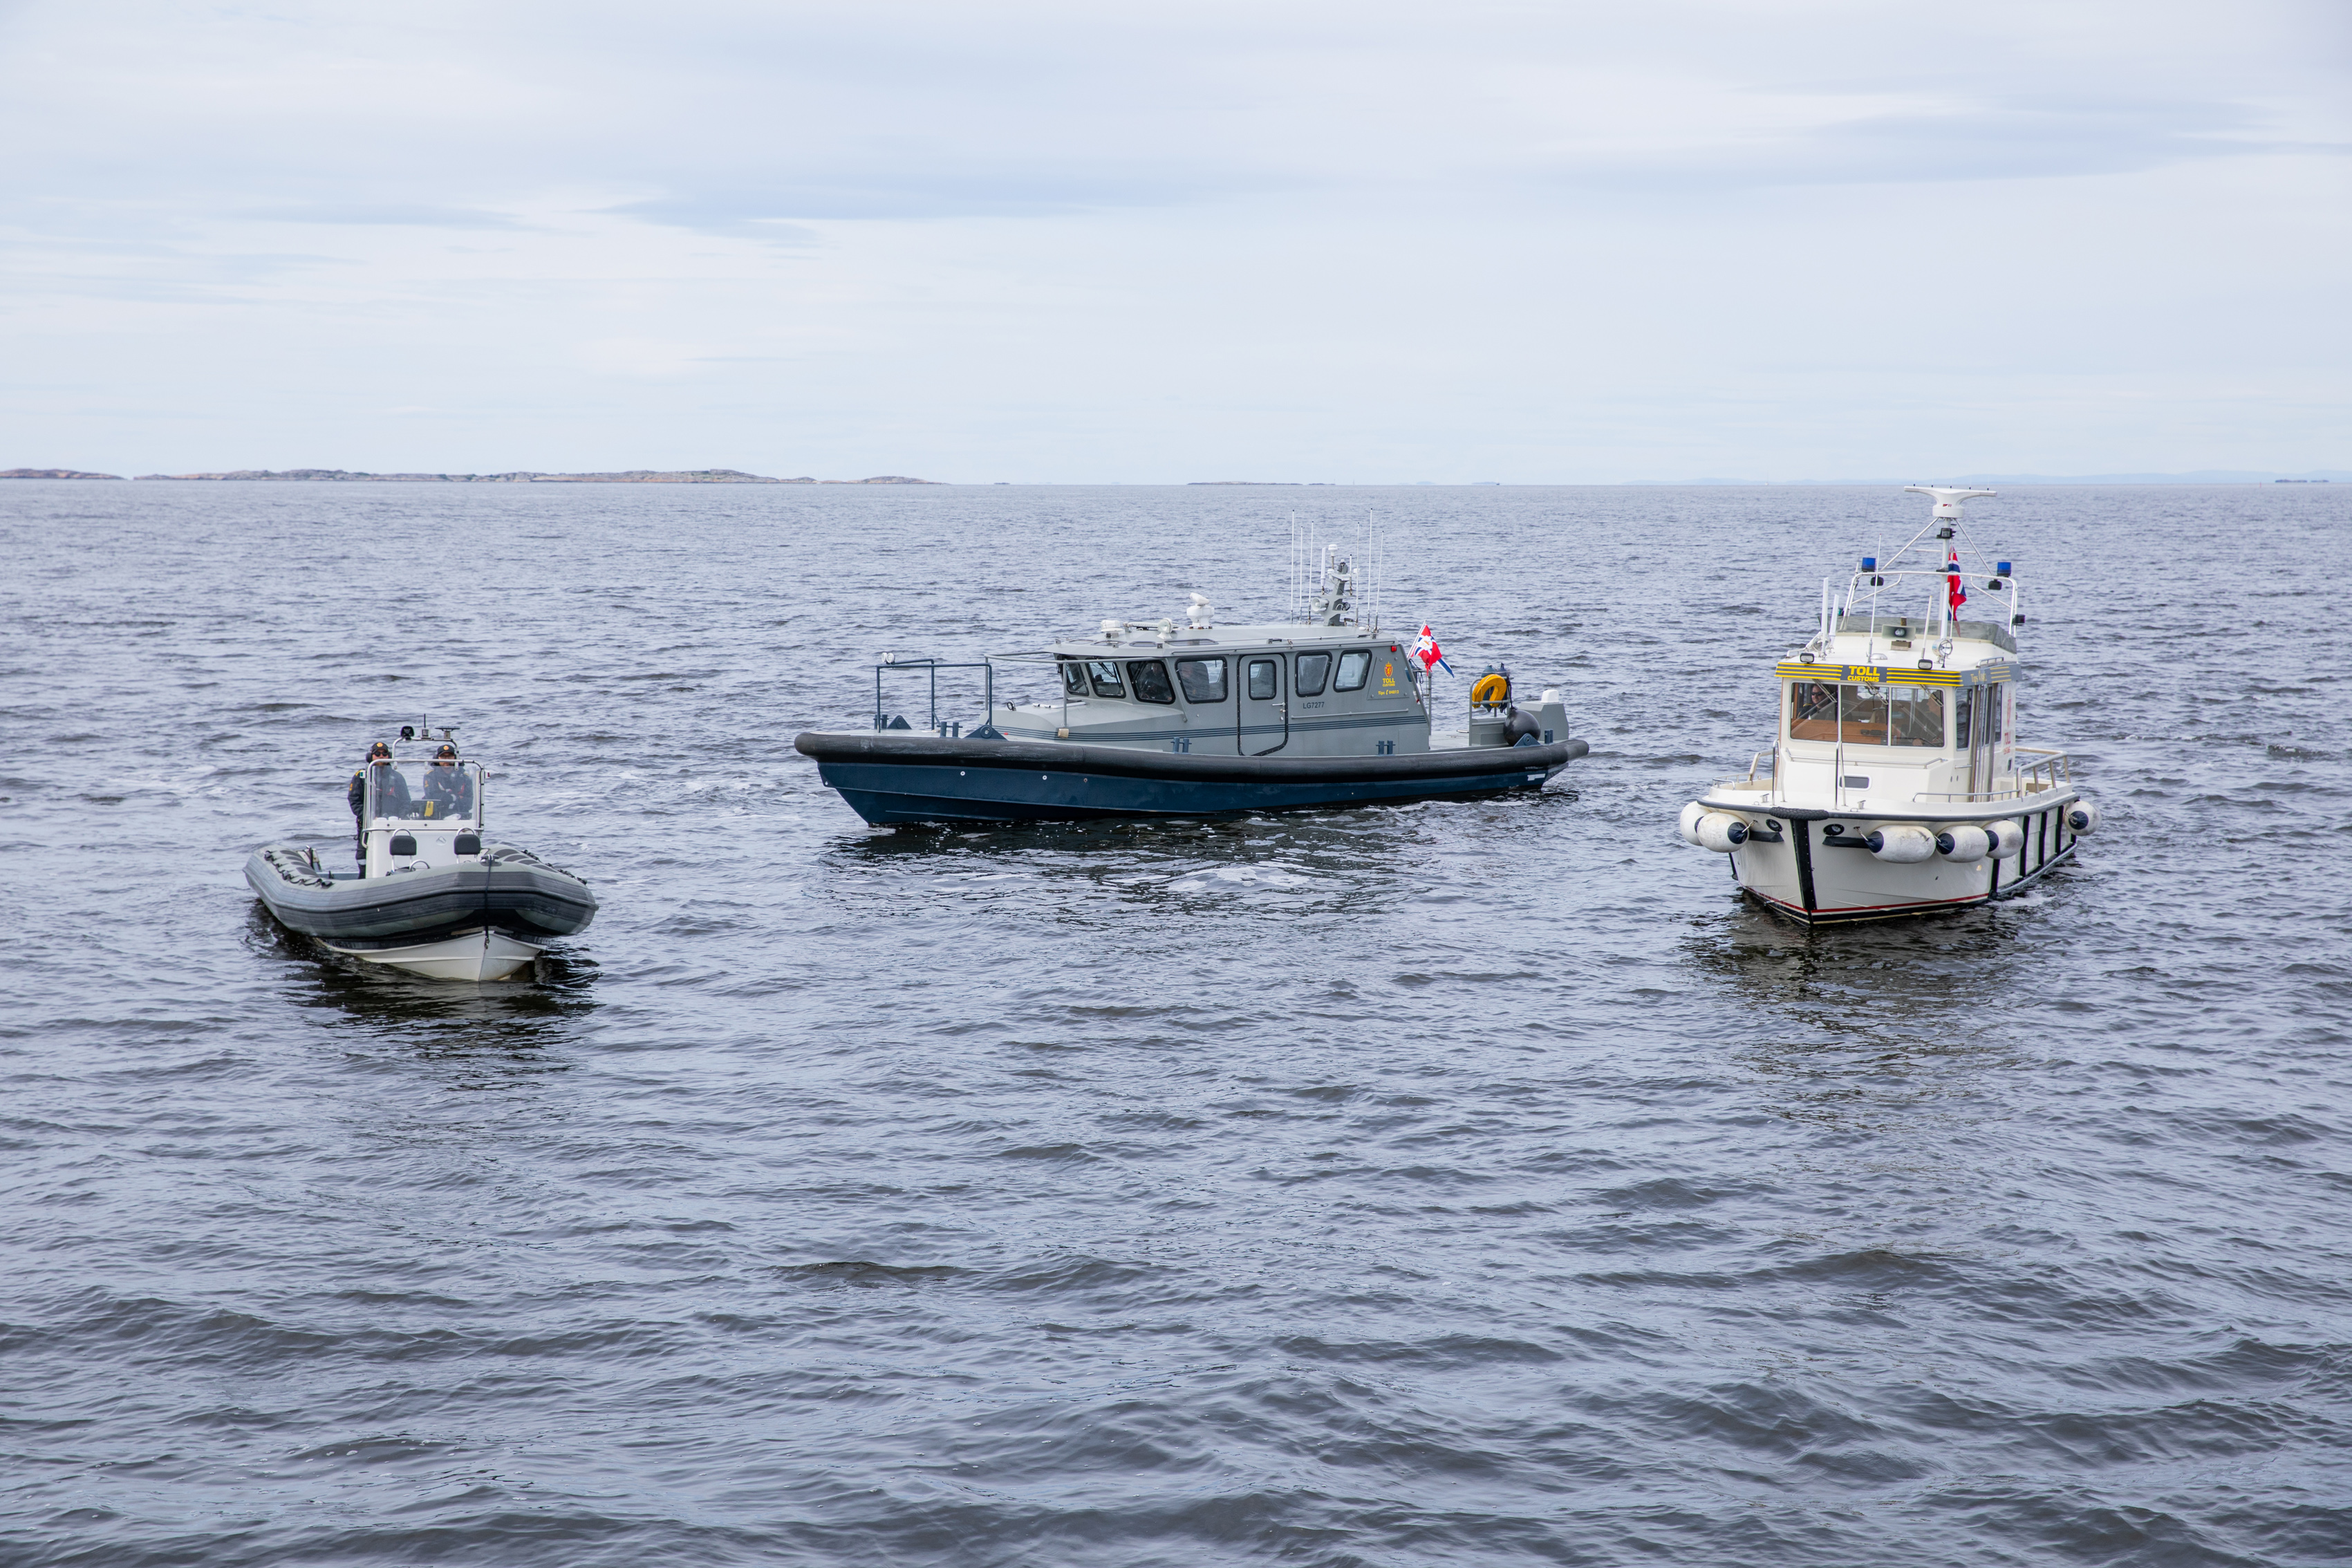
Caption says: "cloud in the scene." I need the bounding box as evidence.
[9,0,2337,229]
[0,0,2345,476]
[233,204,532,230]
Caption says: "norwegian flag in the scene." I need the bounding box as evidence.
[1410,624,1452,674]
[1946,549,1968,617]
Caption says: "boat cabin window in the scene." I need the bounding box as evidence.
[1247,658,1280,700]
[1085,660,1126,699]
[1334,649,1372,692]
[1786,682,1944,747]
[1175,657,1228,702]
[1956,687,1973,749]
[1294,651,1331,696]
[1789,682,1838,740]
[1060,660,1088,698]
[1887,687,1943,746]
[1126,659,1176,704]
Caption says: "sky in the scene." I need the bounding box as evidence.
[1,0,2346,482]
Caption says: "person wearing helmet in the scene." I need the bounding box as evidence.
[422,741,474,820]
[346,742,411,863]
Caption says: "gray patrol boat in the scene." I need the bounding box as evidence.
[795,545,1588,824]
[245,730,597,980]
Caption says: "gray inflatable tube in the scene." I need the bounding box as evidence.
[245,844,598,944]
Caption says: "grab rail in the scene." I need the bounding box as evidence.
[2015,748,2071,791]
[1913,749,2071,804]
[872,656,996,735]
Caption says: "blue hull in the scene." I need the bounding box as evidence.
[795,732,1587,825]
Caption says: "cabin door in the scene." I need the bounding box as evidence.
[1240,655,1289,756]
[1965,687,1996,800]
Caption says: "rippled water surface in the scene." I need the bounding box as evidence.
[4,480,2350,1567]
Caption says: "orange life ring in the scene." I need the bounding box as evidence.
[1471,673,1511,705]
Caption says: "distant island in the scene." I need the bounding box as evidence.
[114,468,945,484]
[1,467,124,480]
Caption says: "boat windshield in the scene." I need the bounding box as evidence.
[1789,682,1945,747]
[1125,660,1177,704]
[364,760,484,824]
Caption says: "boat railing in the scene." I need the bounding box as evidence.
[1834,612,2017,654]
[1912,748,2071,805]
[2015,748,2071,791]
[870,655,998,736]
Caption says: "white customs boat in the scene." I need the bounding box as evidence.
[1677,487,2100,924]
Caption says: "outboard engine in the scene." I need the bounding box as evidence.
[1470,674,1569,747]
[2066,799,2100,833]
[1935,824,1991,863]
[1865,824,1937,863]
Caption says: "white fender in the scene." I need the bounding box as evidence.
[1867,823,1937,863]
[2066,799,2100,833]
[1935,824,1990,863]
[1678,801,1707,846]
[1695,812,1748,852]
[1983,819,2026,858]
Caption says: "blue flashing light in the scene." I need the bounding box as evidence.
[1861,557,1877,570]
[1996,561,2013,576]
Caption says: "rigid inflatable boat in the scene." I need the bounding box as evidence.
[245,742,596,980]
[1677,487,2100,924]
[796,542,1587,825]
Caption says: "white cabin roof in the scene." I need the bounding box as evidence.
[1045,622,1395,657]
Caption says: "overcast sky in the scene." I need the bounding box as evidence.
[2,0,2345,480]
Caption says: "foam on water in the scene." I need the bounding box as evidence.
[2,480,2349,1566]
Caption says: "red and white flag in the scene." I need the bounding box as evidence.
[1410,624,1451,673]
[1946,549,1967,617]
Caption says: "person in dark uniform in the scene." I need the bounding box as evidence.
[422,742,474,820]
[347,742,409,863]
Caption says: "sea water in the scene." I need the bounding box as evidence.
[3,480,2349,1566]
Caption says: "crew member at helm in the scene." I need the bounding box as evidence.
[347,741,411,861]
[422,741,474,819]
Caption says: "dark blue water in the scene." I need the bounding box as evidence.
[4,480,2349,1567]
